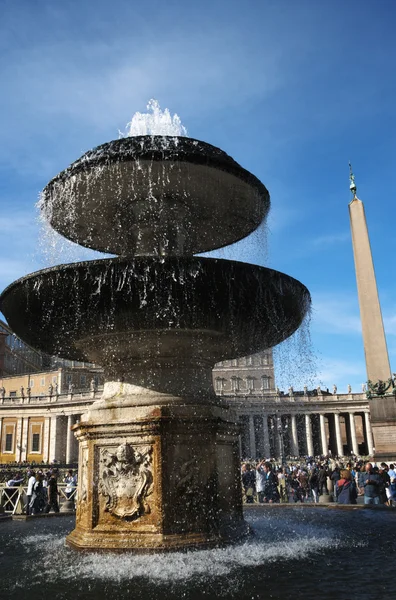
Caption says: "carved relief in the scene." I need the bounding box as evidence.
[99,443,153,520]
[176,457,201,502]
[76,447,89,522]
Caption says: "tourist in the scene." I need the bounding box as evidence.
[255,460,266,503]
[335,469,357,504]
[262,462,280,503]
[290,471,304,503]
[317,464,329,495]
[277,468,288,503]
[6,472,24,487]
[309,468,320,503]
[361,462,382,505]
[30,472,46,515]
[241,464,255,503]
[25,469,36,515]
[379,464,391,505]
[298,469,309,501]
[44,469,60,513]
[388,465,396,506]
[64,469,77,500]
[330,465,341,493]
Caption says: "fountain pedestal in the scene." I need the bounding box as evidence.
[67,392,245,551]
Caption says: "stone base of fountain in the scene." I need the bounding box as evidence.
[66,396,247,552]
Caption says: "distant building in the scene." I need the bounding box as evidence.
[212,350,275,395]
[0,320,43,376]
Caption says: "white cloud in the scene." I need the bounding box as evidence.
[311,294,362,335]
[311,232,350,247]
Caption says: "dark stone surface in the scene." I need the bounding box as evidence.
[0,257,310,366]
[40,136,270,256]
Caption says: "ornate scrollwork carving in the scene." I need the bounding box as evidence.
[366,378,393,399]
[99,443,153,520]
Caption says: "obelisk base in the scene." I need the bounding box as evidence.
[369,397,396,459]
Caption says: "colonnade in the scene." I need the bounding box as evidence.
[240,411,375,459]
[0,412,81,464]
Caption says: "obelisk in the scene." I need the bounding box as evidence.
[349,165,396,457]
[348,166,391,382]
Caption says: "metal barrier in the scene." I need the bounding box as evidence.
[0,484,77,515]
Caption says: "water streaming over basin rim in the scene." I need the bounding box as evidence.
[1,507,395,600]
[39,136,270,256]
[0,256,311,364]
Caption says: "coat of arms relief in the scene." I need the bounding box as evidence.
[99,443,153,520]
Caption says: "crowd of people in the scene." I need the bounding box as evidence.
[2,467,77,514]
[241,458,396,506]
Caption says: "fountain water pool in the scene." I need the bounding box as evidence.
[1,507,395,599]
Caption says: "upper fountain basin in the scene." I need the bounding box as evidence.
[0,257,310,368]
[40,136,270,256]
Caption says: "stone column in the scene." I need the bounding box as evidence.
[349,413,359,455]
[20,417,29,462]
[290,414,299,457]
[305,414,314,457]
[49,415,58,463]
[319,414,327,455]
[42,417,50,463]
[66,415,75,464]
[364,411,375,455]
[262,415,271,457]
[15,417,23,462]
[275,416,282,458]
[248,415,256,458]
[334,413,343,456]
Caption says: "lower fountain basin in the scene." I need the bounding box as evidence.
[0,257,310,367]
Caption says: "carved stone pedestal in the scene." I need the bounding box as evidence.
[66,385,247,552]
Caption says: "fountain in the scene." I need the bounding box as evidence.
[0,104,310,551]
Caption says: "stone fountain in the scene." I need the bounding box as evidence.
[0,131,310,551]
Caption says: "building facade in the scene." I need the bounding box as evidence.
[0,348,376,464]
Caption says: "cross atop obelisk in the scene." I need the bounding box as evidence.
[348,164,391,383]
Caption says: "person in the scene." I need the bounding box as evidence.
[379,464,391,505]
[29,472,46,515]
[255,461,266,503]
[25,469,36,515]
[290,471,304,503]
[298,469,309,501]
[262,462,280,503]
[309,468,320,503]
[278,468,288,503]
[44,470,60,513]
[6,473,24,487]
[318,464,329,495]
[330,465,340,492]
[361,462,382,505]
[388,464,396,506]
[241,464,256,504]
[335,469,357,504]
[4,472,24,512]
[64,469,77,500]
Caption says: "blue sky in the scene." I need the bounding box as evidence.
[1,0,395,392]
